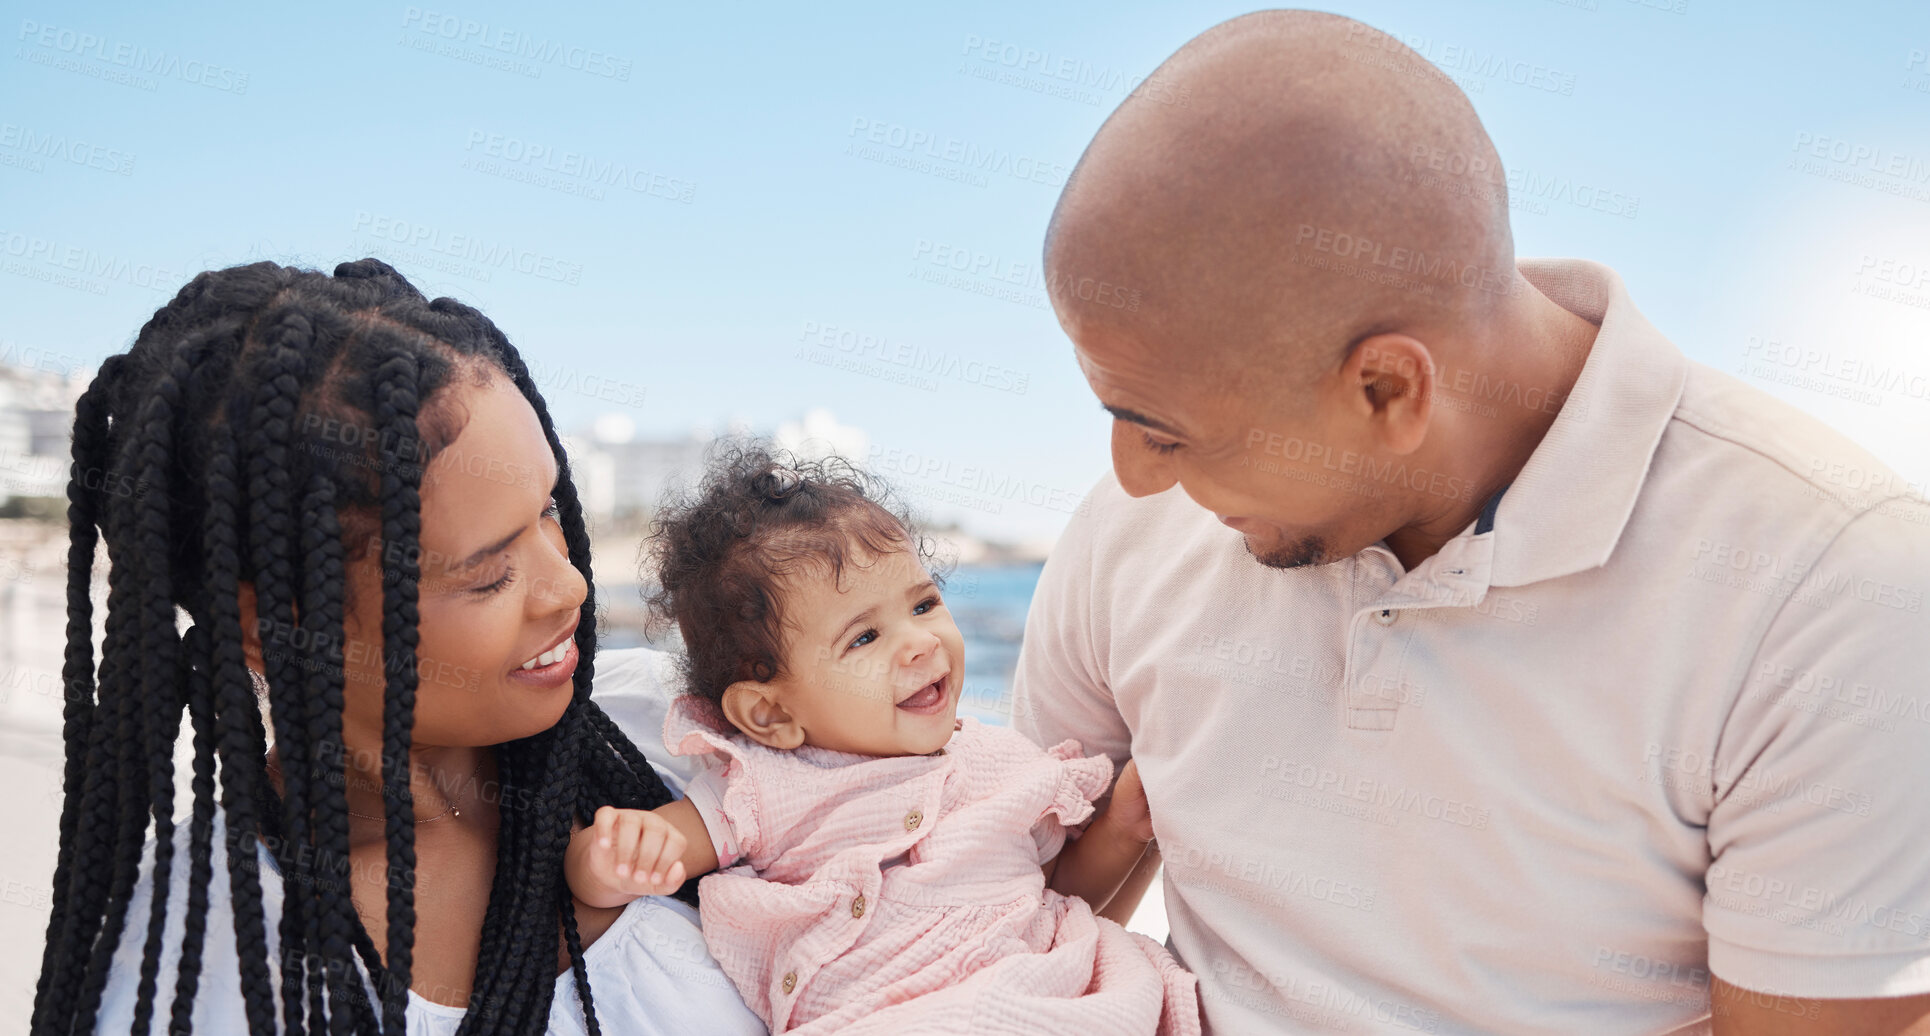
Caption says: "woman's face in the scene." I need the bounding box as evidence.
[328,372,589,752]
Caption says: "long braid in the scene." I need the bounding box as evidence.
[74,356,193,1024]
[206,424,282,1033]
[169,622,221,1034]
[245,323,319,1035]
[298,474,370,1036]
[28,354,120,1032]
[128,349,196,1033]
[373,349,423,1035]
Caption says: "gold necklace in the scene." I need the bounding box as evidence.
[267,755,486,823]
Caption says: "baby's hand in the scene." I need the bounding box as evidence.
[1109,758,1155,845]
[579,805,688,899]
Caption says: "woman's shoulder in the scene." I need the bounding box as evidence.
[550,895,766,1035]
[93,810,285,1033]
[589,646,702,792]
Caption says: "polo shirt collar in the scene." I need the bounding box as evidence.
[1483,258,1688,588]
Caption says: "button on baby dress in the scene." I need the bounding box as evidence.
[665,696,1201,1035]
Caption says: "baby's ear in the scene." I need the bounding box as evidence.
[721,680,806,751]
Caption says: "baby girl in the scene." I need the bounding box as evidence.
[565,449,1200,1035]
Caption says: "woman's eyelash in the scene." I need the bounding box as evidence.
[474,565,517,596]
[465,499,556,597]
[1141,431,1181,455]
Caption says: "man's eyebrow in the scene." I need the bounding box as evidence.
[1102,403,1184,437]
[452,467,562,572]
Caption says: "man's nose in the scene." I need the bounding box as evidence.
[1111,424,1179,498]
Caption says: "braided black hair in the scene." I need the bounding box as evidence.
[32,258,682,1035]
[642,442,944,706]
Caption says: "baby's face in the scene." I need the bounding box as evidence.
[772,546,964,757]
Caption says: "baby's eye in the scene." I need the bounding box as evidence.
[913,596,940,615]
[848,629,877,651]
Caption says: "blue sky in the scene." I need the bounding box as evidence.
[3,0,1927,543]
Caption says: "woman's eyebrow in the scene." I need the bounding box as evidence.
[449,463,564,572]
[455,527,521,572]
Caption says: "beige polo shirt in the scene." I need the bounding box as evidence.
[1012,258,1930,1035]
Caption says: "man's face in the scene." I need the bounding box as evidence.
[1070,316,1400,569]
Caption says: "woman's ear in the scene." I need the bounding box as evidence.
[721,680,806,750]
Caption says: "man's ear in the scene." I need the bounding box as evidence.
[237,580,265,673]
[721,680,806,750]
[1344,332,1434,456]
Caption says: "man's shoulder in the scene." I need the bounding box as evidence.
[1670,360,1920,521]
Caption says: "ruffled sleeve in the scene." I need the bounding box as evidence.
[663,695,769,866]
[1031,739,1116,865]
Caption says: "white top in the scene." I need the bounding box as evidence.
[95,647,766,1035]
[1012,258,1930,1035]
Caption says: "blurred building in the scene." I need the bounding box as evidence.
[0,360,87,506]
[563,408,869,525]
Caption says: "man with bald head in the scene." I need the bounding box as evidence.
[1012,10,1930,1035]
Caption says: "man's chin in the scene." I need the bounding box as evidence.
[1244,532,1332,570]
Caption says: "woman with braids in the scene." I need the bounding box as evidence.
[32,258,766,1035]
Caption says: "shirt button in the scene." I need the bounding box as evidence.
[781,971,797,994]
[851,894,866,918]
[1374,608,1397,626]
[904,809,923,831]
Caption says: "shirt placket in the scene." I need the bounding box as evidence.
[1343,532,1496,730]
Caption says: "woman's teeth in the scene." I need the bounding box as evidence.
[519,642,567,670]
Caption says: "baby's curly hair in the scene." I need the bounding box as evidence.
[644,440,946,704]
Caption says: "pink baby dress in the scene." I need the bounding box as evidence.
[663,695,1201,1036]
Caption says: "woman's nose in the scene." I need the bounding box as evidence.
[531,522,587,614]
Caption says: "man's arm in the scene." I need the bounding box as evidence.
[1711,979,1930,1035]
[1703,500,1930,1030]
[1044,759,1155,915]
[1096,840,1161,926]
